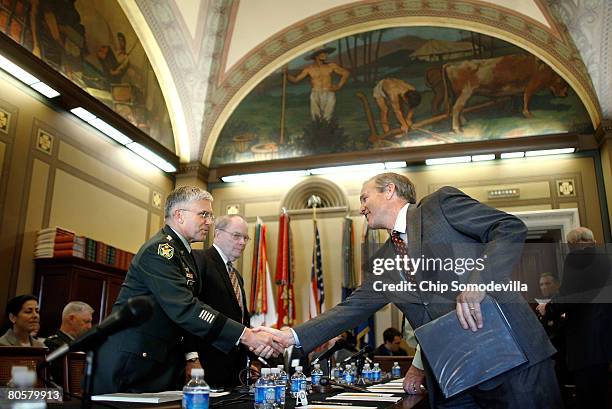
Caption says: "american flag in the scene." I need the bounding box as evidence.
[309,220,325,318]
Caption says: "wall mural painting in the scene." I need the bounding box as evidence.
[0,0,174,152]
[212,27,592,166]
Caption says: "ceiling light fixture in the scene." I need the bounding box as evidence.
[500,152,525,159]
[0,54,60,98]
[425,156,471,165]
[525,148,575,157]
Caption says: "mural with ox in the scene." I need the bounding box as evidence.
[0,0,174,152]
[212,26,591,166]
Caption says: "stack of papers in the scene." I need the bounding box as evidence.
[92,390,229,403]
[327,392,402,403]
[92,391,182,403]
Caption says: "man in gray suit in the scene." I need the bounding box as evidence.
[260,173,561,408]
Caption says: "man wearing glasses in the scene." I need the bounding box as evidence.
[93,187,283,394]
[193,215,252,387]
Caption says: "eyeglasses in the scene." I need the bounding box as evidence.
[218,229,251,242]
[179,209,215,221]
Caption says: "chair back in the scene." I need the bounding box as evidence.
[372,355,413,377]
[65,352,86,397]
[0,347,48,387]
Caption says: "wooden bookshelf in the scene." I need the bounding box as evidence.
[33,257,127,337]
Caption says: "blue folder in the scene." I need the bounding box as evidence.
[414,295,527,398]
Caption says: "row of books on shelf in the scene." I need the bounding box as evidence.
[34,227,134,270]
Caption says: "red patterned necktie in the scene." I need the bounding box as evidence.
[391,230,415,282]
[226,261,245,316]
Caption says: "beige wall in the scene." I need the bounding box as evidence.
[0,72,174,310]
[210,155,605,344]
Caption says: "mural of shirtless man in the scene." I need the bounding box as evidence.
[285,47,350,121]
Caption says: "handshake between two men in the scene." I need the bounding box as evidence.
[239,326,296,358]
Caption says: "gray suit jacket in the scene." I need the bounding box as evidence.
[294,186,554,388]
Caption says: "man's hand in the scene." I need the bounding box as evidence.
[456,290,486,331]
[252,326,296,347]
[402,365,426,395]
[240,327,285,358]
[185,359,202,382]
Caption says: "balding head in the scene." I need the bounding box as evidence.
[60,301,94,338]
[566,227,595,245]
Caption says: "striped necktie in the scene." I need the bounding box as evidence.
[226,261,245,316]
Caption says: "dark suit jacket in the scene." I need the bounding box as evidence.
[193,246,250,387]
[546,246,612,371]
[294,187,555,399]
[92,226,246,394]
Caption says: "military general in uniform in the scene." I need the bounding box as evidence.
[92,186,282,394]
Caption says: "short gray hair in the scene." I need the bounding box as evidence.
[164,186,213,219]
[215,215,246,231]
[62,301,94,319]
[566,227,595,244]
[366,172,416,204]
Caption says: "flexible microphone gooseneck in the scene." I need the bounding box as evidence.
[341,345,373,363]
[319,376,370,392]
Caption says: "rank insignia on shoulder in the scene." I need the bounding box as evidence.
[158,243,174,259]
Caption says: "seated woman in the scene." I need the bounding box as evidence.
[0,295,45,347]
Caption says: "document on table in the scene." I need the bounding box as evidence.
[327,392,402,403]
[308,406,377,409]
[92,390,229,403]
[92,391,182,403]
[367,386,406,393]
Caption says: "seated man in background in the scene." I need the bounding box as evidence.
[45,301,94,351]
[45,301,94,384]
[373,327,408,356]
[0,294,44,347]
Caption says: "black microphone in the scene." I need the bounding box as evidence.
[342,345,373,363]
[319,376,369,392]
[45,296,154,363]
[311,338,348,365]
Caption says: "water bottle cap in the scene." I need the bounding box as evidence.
[261,368,271,375]
[345,364,351,369]
[295,366,303,371]
[271,368,280,374]
[313,364,320,369]
[191,368,204,377]
[277,365,284,370]
[374,363,379,367]
[393,361,398,365]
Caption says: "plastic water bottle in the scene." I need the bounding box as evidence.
[290,366,307,398]
[343,364,354,385]
[276,365,288,392]
[372,363,382,382]
[182,368,210,409]
[310,363,323,387]
[362,363,371,383]
[332,363,342,381]
[255,368,275,409]
[9,367,46,409]
[272,367,285,409]
[391,361,401,379]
